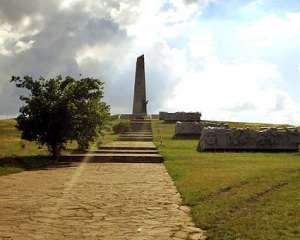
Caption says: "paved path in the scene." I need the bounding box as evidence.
[0,163,206,240]
[100,141,156,149]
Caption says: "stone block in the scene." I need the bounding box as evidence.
[159,112,168,120]
[175,122,203,137]
[198,127,300,151]
[175,121,229,137]
[159,112,201,122]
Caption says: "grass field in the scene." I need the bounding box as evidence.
[0,119,118,176]
[152,120,300,240]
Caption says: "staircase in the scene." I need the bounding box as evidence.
[118,119,153,141]
[61,119,163,163]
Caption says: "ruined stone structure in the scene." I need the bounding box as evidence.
[159,112,201,122]
[132,55,147,117]
[175,122,203,137]
[175,121,228,138]
[159,112,168,120]
[198,127,300,151]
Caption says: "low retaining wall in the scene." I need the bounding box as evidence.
[159,112,201,122]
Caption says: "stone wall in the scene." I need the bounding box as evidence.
[175,121,229,137]
[175,122,202,137]
[159,112,201,122]
[198,127,300,151]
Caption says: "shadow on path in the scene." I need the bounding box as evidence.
[0,155,78,174]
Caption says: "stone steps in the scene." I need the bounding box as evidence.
[130,122,152,132]
[60,120,163,163]
[94,149,159,154]
[60,153,163,163]
[124,131,152,134]
[130,128,152,132]
[98,146,156,150]
[117,137,153,141]
[119,120,153,141]
[119,134,153,137]
[98,141,157,150]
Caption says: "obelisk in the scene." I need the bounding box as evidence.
[132,55,147,117]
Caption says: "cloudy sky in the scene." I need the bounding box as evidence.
[0,0,300,124]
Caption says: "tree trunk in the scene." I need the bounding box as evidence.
[50,144,61,164]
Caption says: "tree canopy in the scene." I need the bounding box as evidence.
[11,75,110,160]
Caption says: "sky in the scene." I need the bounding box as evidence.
[0,0,300,124]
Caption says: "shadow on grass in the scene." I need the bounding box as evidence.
[0,155,78,175]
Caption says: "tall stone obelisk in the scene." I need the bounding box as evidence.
[132,55,147,117]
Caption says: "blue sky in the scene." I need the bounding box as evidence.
[0,0,300,124]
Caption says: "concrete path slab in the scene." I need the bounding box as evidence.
[0,163,206,240]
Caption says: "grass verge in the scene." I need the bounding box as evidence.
[152,120,300,240]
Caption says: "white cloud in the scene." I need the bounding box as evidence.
[186,27,218,66]
[75,44,115,64]
[0,15,43,56]
[164,56,300,124]
[15,40,35,54]
[59,0,82,10]
[239,13,300,48]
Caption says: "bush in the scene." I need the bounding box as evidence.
[112,121,130,134]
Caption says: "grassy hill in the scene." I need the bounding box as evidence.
[0,119,48,158]
[0,119,50,175]
[0,119,117,175]
[152,120,300,240]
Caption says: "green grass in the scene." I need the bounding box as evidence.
[205,120,293,129]
[152,120,300,240]
[0,119,49,158]
[0,118,119,176]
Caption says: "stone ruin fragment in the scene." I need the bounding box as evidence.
[198,127,300,152]
[159,112,201,122]
[174,121,229,138]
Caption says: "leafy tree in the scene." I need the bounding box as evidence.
[11,75,110,161]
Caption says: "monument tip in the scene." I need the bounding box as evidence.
[137,54,144,60]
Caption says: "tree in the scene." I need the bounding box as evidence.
[11,75,110,161]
